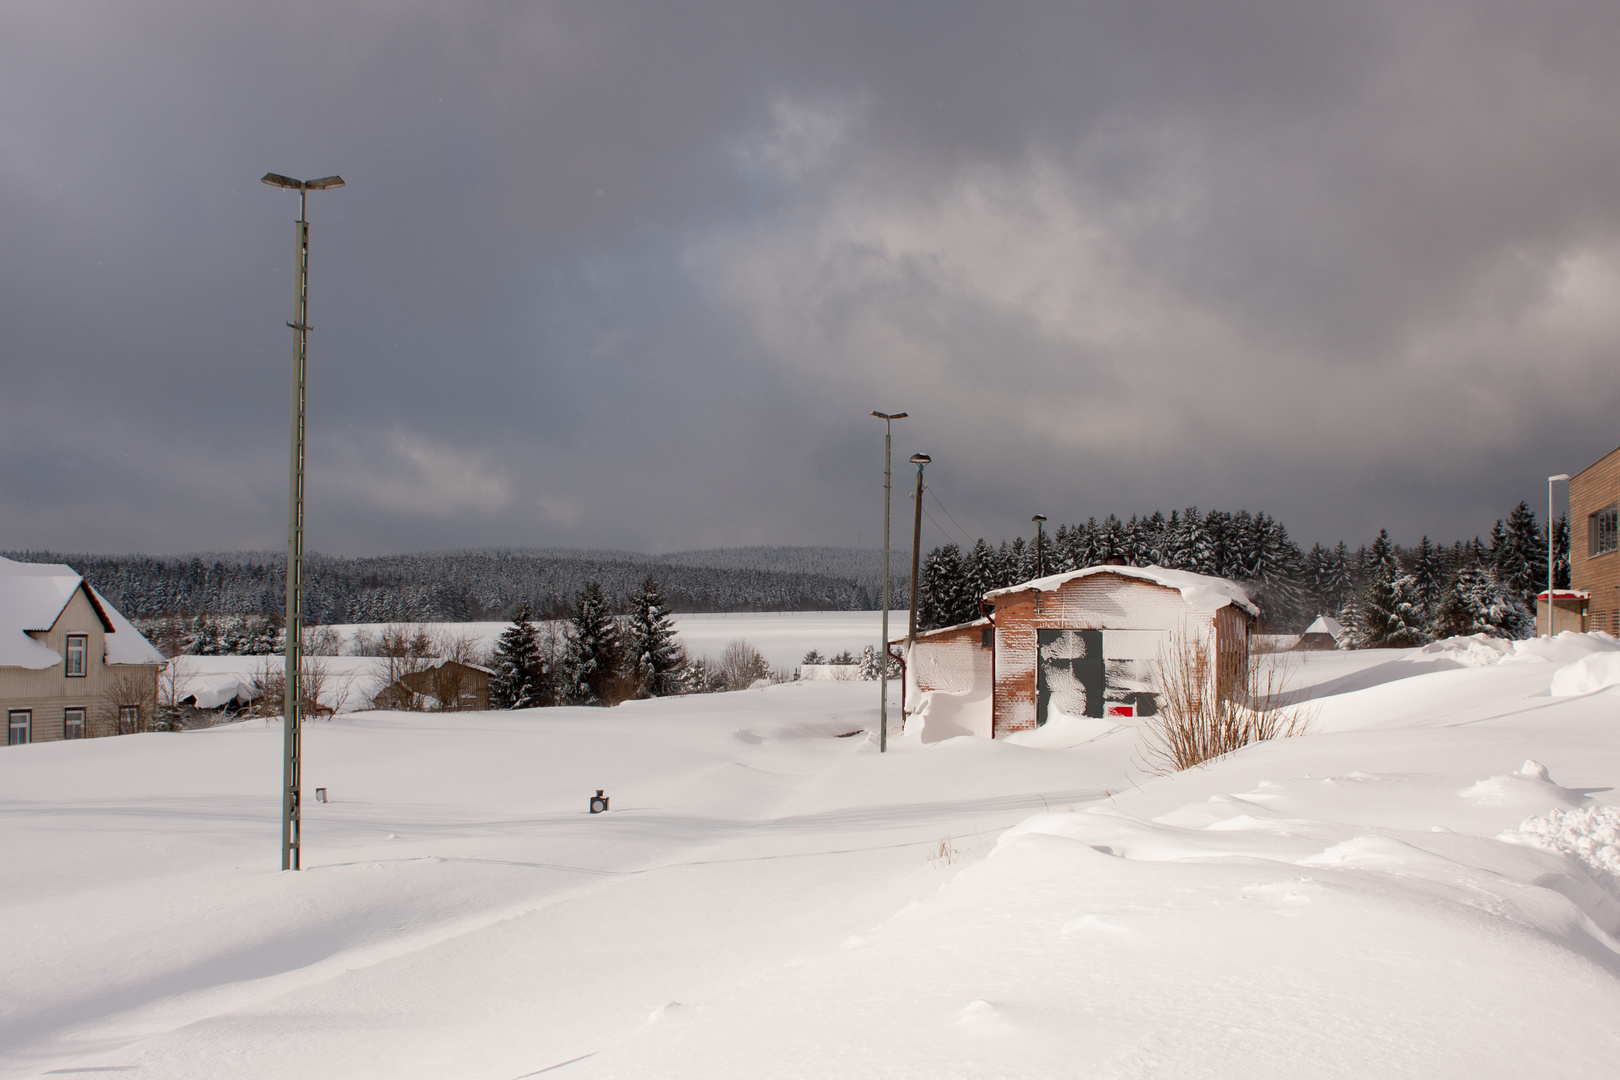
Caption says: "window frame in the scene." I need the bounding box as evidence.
[64,634,89,677]
[1590,504,1620,558]
[7,710,30,746]
[63,708,87,740]
[118,705,140,735]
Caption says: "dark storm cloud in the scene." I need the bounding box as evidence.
[2,0,1618,556]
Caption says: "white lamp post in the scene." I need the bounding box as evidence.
[1547,473,1570,636]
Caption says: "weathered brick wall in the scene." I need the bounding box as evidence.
[1570,446,1620,634]
[908,622,992,698]
[990,574,1223,736]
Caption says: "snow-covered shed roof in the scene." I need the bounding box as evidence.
[982,565,1259,617]
[0,556,165,669]
[1302,615,1345,638]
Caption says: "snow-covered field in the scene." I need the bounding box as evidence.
[319,611,907,672]
[7,633,1620,1078]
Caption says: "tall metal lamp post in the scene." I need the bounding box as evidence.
[1548,473,1570,636]
[1032,514,1047,578]
[871,411,907,752]
[262,171,345,871]
[907,453,931,646]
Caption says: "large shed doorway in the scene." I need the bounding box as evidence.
[1036,629,1104,725]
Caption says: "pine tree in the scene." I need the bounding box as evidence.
[562,581,623,705]
[1432,563,1533,640]
[623,573,685,698]
[1553,514,1570,589]
[1410,536,1445,619]
[490,602,549,709]
[1358,557,1431,647]
[1494,501,1545,606]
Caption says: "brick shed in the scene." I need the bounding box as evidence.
[979,566,1256,738]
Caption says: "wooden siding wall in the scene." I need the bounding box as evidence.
[1570,446,1620,635]
[1,588,160,742]
[991,575,1221,737]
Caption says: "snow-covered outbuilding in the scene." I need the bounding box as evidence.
[1,556,166,744]
[901,566,1256,740]
[1295,615,1347,650]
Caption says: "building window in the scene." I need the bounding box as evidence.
[7,710,29,746]
[64,708,87,740]
[1589,504,1619,558]
[118,705,140,735]
[65,634,88,677]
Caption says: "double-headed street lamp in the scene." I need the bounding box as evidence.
[1548,473,1571,636]
[263,171,345,871]
[871,411,907,752]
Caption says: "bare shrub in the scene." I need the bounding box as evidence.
[303,625,343,656]
[1141,629,1315,773]
[718,639,770,691]
[100,669,156,736]
[427,630,484,710]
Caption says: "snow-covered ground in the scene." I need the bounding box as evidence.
[6,634,1620,1078]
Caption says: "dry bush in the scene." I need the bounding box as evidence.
[100,669,156,736]
[427,630,483,710]
[718,639,770,691]
[1141,629,1315,773]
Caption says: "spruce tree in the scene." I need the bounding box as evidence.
[1494,501,1545,606]
[1432,563,1533,640]
[490,603,548,709]
[562,581,623,705]
[624,573,685,698]
[1553,514,1570,590]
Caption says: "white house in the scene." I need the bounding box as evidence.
[1,556,166,745]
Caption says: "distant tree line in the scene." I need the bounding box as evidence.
[916,502,1568,643]
[487,573,774,708]
[2,547,908,624]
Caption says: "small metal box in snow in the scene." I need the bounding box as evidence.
[589,790,609,814]
[315,787,328,803]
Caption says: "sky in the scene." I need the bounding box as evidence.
[3,0,1619,558]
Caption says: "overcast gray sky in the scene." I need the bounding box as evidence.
[3,0,1618,557]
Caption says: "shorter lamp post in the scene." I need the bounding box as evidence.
[1032,514,1047,578]
[1548,473,1571,636]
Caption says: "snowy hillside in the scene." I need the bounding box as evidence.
[6,635,1620,1077]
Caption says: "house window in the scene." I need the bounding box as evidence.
[1589,504,1619,558]
[7,710,29,746]
[119,705,140,735]
[64,708,87,740]
[65,634,88,677]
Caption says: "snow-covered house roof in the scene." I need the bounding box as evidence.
[0,556,165,669]
[982,565,1259,617]
[1302,615,1345,639]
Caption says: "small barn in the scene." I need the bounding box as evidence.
[379,659,494,711]
[977,566,1255,737]
[1295,615,1346,651]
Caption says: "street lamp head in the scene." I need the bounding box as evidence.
[261,173,346,191]
[871,411,908,421]
[910,453,931,465]
[1550,474,1571,482]
[1032,514,1047,523]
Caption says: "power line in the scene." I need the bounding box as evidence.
[927,487,977,547]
